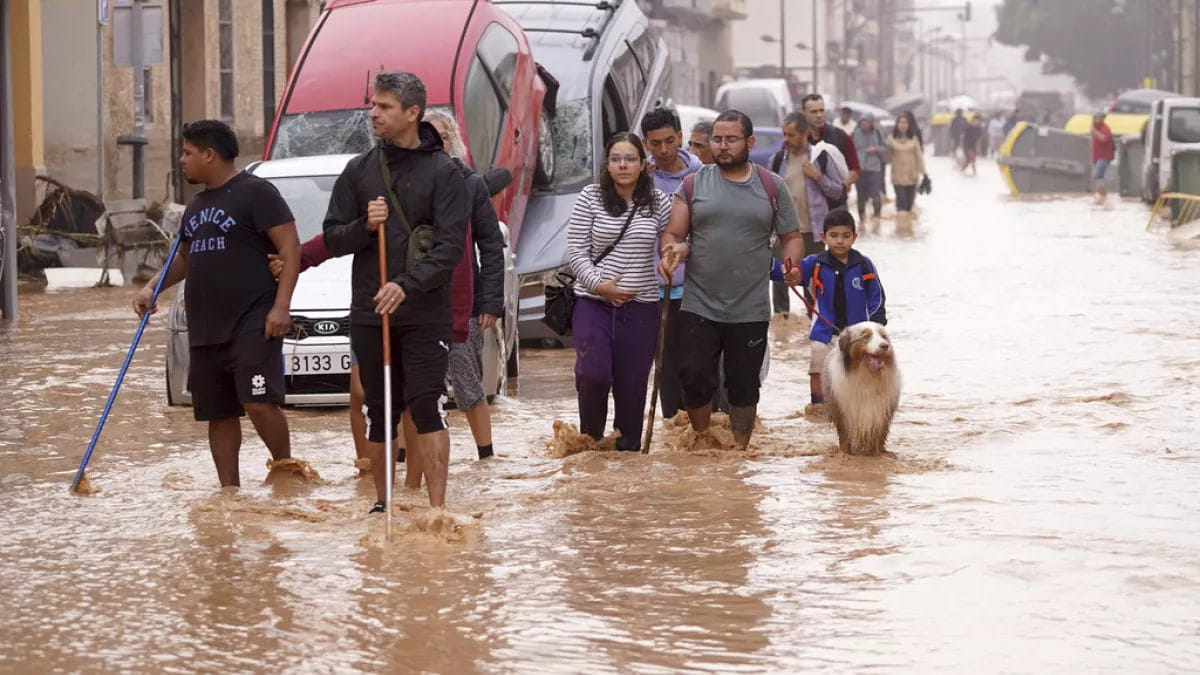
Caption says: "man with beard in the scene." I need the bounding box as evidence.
[658,110,805,449]
[322,71,468,512]
[133,120,301,487]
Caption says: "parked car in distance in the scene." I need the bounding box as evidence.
[675,103,720,136]
[265,0,550,248]
[1109,88,1178,115]
[1140,96,1200,203]
[715,79,792,129]
[498,0,671,342]
[166,155,520,407]
[749,127,784,168]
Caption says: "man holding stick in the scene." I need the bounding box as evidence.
[322,72,468,512]
[659,110,805,450]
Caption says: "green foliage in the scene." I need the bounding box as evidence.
[993,0,1166,99]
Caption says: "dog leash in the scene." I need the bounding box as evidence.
[784,257,841,336]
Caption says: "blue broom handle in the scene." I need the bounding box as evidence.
[70,233,184,492]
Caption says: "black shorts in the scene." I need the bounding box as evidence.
[188,332,284,421]
[351,321,451,439]
[675,311,769,409]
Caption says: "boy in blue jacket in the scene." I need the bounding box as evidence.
[772,208,886,409]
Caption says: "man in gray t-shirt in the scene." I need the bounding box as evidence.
[659,110,805,449]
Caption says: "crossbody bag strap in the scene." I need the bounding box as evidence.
[377,148,413,236]
[591,203,638,266]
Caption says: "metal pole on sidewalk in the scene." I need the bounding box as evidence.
[1,0,17,322]
[779,0,786,83]
[812,0,818,93]
[97,1,108,198]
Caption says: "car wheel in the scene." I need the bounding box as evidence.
[506,339,519,378]
[166,365,179,406]
[533,110,555,187]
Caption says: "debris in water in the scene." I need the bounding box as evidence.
[73,474,100,495]
[548,420,617,458]
[265,457,323,483]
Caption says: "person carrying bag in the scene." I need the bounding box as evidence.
[561,132,671,451]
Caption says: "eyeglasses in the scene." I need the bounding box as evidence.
[688,140,709,148]
[710,136,746,147]
[607,155,641,165]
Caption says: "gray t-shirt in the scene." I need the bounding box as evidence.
[674,164,801,323]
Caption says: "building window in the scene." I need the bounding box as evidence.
[219,0,234,121]
[262,0,276,133]
[141,67,153,122]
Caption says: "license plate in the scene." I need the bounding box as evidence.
[285,351,352,375]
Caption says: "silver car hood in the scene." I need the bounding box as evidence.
[292,255,354,312]
[514,189,583,276]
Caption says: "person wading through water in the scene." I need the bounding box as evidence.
[322,71,468,513]
[567,132,672,451]
[641,108,703,422]
[659,110,805,450]
[134,120,301,487]
[268,111,506,472]
[771,111,845,317]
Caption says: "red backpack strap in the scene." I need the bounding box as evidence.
[755,164,779,221]
[682,172,697,232]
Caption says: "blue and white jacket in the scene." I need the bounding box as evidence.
[770,249,886,344]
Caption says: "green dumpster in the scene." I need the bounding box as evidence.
[1118,135,1145,198]
[1170,151,1200,222]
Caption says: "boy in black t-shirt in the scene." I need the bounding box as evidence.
[134,120,302,487]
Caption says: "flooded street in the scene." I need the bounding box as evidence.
[3,158,1200,671]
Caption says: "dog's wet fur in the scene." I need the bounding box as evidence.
[822,322,901,456]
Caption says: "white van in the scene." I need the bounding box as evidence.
[1141,96,1200,203]
[714,79,792,129]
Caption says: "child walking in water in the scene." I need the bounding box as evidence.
[773,208,887,416]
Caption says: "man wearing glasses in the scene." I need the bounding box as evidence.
[658,110,805,450]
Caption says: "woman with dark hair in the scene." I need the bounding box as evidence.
[888,113,926,220]
[566,132,672,451]
[901,110,924,149]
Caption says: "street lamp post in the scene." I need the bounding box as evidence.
[780,0,786,82]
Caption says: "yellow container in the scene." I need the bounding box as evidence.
[1063,113,1149,136]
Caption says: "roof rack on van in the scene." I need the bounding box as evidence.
[493,0,619,60]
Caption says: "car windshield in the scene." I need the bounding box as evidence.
[1113,98,1153,115]
[547,98,593,191]
[270,105,455,159]
[721,89,781,128]
[266,175,337,240]
[1168,107,1200,143]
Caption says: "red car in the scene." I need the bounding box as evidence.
[264,0,555,244]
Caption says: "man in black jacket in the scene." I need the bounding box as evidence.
[322,71,468,512]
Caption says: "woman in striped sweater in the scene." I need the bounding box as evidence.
[567,132,672,451]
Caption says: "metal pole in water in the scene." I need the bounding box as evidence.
[377,222,393,541]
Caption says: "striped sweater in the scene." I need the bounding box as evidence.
[567,184,672,304]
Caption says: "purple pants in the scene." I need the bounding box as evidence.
[573,296,661,449]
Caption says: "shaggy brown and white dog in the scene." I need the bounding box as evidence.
[822,322,901,456]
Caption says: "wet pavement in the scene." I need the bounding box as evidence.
[2,158,1199,671]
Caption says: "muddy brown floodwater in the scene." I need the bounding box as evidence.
[3,159,1200,672]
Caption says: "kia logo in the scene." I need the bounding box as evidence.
[313,320,339,335]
